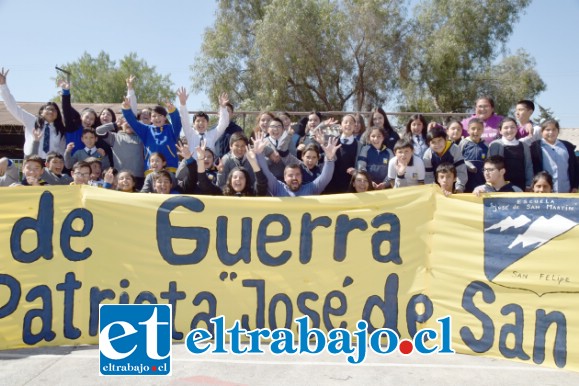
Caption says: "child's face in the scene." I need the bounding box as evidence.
[352,174,370,193]
[395,147,413,164]
[47,157,64,174]
[151,112,167,127]
[372,112,385,128]
[155,176,172,194]
[429,137,447,154]
[341,116,356,137]
[302,150,319,169]
[230,170,247,192]
[436,171,455,192]
[500,121,518,141]
[515,104,532,123]
[140,109,151,124]
[446,122,462,141]
[149,155,165,171]
[72,166,91,185]
[410,119,423,135]
[279,115,291,130]
[204,150,215,169]
[81,112,96,129]
[307,114,320,131]
[541,123,559,144]
[369,129,384,148]
[533,178,552,193]
[81,132,97,148]
[467,123,484,142]
[268,121,284,140]
[24,161,43,181]
[41,105,58,123]
[483,164,504,185]
[100,110,113,124]
[117,172,135,192]
[230,140,247,158]
[354,117,363,135]
[90,163,102,181]
[259,114,271,131]
[194,116,208,133]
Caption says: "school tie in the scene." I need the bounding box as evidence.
[199,133,205,144]
[43,123,50,153]
[415,135,422,144]
[274,139,279,148]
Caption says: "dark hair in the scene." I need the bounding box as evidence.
[225,102,234,111]
[223,167,253,196]
[72,160,91,172]
[81,128,96,137]
[499,117,518,129]
[367,126,387,141]
[137,108,151,120]
[517,100,535,112]
[230,132,249,146]
[476,96,495,109]
[24,154,44,168]
[153,169,172,182]
[117,170,137,192]
[80,107,98,126]
[532,171,554,190]
[309,111,323,122]
[194,112,209,122]
[393,138,414,152]
[405,114,427,138]
[99,108,117,123]
[153,105,168,117]
[269,117,284,127]
[435,162,457,178]
[369,107,394,132]
[484,155,505,170]
[150,152,167,163]
[354,113,367,136]
[302,143,321,156]
[541,119,560,132]
[426,126,447,144]
[84,157,102,167]
[467,117,484,128]
[45,151,64,163]
[349,169,374,193]
[36,102,66,137]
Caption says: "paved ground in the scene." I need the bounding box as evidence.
[1,344,578,386]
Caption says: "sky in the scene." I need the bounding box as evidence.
[1,0,578,127]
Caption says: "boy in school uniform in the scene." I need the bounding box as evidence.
[473,155,523,195]
[64,128,110,170]
[388,138,425,188]
[41,152,73,185]
[423,126,468,193]
[217,132,256,190]
[435,163,457,196]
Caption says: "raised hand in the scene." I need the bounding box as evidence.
[58,79,70,90]
[104,168,115,184]
[251,132,267,154]
[96,148,106,157]
[0,67,9,85]
[321,136,341,161]
[126,74,136,90]
[121,97,131,110]
[177,87,188,106]
[218,92,229,107]
[176,142,193,160]
[66,142,75,153]
[32,128,43,142]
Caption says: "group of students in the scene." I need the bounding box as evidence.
[0,67,576,197]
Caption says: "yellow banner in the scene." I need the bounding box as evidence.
[0,186,577,371]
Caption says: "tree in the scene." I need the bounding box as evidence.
[192,0,407,111]
[401,0,544,115]
[56,51,173,103]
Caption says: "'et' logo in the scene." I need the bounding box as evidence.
[99,304,172,376]
[483,197,579,296]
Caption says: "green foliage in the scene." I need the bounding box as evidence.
[57,51,173,103]
[536,104,557,124]
[193,0,545,115]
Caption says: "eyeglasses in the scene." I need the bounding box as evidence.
[483,168,497,173]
